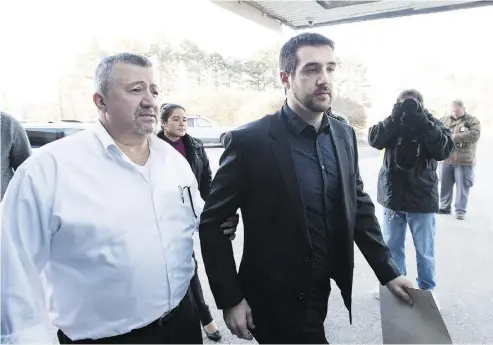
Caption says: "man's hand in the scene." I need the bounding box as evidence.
[386,275,415,306]
[221,214,240,241]
[391,102,404,123]
[401,110,429,130]
[223,298,255,340]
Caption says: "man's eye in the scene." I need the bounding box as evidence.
[308,68,317,73]
[131,88,142,93]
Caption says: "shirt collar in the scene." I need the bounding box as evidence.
[282,102,330,136]
[91,121,157,159]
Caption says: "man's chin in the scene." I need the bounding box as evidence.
[309,103,331,113]
[134,124,156,135]
[307,98,331,112]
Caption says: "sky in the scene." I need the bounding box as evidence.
[1,0,492,118]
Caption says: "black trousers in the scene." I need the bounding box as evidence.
[300,282,331,344]
[57,291,202,344]
[252,282,331,344]
[190,252,214,326]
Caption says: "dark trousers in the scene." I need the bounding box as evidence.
[440,163,474,214]
[252,282,331,344]
[190,252,214,326]
[57,291,202,344]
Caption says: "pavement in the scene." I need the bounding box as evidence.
[197,136,493,344]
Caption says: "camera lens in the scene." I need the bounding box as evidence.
[402,99,419,114]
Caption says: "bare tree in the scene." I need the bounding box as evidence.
[147,37,178,95]
[207,52,226,89]
[179,40,207,86]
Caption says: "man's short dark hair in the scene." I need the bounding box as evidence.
[279,33,335,76]
[397,89,424,105]
[160,103,185,122]
[95,53,153,96]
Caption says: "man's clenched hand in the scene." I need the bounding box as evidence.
[386,275,415,306]
[221,214,240,241]
[223,298,255,340]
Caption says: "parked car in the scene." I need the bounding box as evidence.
[21,120,90,148]
[186,115,234,147]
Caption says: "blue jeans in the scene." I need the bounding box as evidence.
[382,209,436,290]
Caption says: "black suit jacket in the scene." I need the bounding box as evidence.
[199,110,399,332]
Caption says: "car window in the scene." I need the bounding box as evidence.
[187,118,195,127]
[25,128,63,147]
[63,128,84,136]
[196,118,213,127]
[25,127,84,147]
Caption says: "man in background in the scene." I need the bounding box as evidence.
[368,90,454,304]
[1,111,31,200]
[439,100,481,220]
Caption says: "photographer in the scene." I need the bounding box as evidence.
[368,89,454,301]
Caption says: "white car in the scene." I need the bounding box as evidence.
[22,120,90,149]
[186,115,234,147]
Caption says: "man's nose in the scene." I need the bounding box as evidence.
[141,89,157,107]
[318,71,332,87]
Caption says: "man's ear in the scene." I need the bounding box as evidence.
[280,71,290,91]
[93,92,106,112]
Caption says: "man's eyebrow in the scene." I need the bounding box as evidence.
[127,81,145,87]
[302,61,337,68]
[126,81,159,91]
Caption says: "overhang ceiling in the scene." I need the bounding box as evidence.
[212,0,492,30]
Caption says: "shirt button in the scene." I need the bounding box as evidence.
[321,165,325,170]
[298,293,305,300]
[303,256,310,263]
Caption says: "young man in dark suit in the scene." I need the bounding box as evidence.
[199,33,414,344]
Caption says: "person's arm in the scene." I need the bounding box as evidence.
[9,119,32,170]
[454,116,481,143]
[419,116,455,161]
[403,111,454,161]
[199,131,244,309]
[1,163,54,344]
[368,103,403,150]
[352,129,400,284]
[199,146,212,200]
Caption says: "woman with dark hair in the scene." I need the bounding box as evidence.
[157,103,221,341]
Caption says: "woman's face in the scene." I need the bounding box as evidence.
[162,108,187,138]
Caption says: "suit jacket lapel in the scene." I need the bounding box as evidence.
[269,111,311,246]
[328,118,352,227]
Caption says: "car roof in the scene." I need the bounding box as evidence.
[21,121,93,130]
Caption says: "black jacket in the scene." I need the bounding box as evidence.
[199,110,399,342]
[157,131,212,199]
[368,113,454,213]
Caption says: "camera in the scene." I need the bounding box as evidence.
[401,98,422,114]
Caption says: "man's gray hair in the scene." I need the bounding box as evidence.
[95,53,153,96]
[452,99,465,108]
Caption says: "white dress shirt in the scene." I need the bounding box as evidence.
[1,121,204,343]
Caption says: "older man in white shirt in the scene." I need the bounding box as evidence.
[1,53,235,344]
